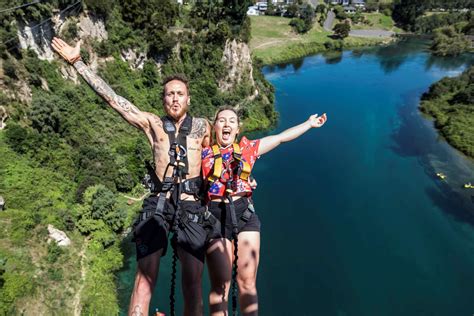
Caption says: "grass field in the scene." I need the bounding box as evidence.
[352,13,403,32]
[250,15,391,65]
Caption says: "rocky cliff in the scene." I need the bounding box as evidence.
[219,39,256,93]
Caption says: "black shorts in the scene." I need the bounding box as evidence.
[208,197,261,240]
[132,196,213,262]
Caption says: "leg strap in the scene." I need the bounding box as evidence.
[227,196,239,237]
[239,200,255,226]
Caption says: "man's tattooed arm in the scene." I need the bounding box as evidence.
[73,60,149,130]
[130,305,144,316]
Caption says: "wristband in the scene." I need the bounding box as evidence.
[69,55,82,64]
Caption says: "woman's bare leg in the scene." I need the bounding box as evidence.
[206,238,233,316]
[236,231,260,316]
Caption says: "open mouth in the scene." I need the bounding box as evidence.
[222,130,231,141]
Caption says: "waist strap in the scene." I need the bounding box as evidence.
[150,176,203,196]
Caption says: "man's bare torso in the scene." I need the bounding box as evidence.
[144,113,209,198]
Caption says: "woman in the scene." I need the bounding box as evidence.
[202,107,327,316]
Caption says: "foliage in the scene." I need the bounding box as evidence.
[392,0,430,31]
[392,0,474,31]
[286,4,299,18]
[316,4,327,14]
[46,242,64,264]
[430,26,470,56]
[266,3,276,16]
[334,22,351,39]
[0,270,34,314]
[333,6,348,20]
[415,12,471,34]
[290,18,307,33]
[420,66,474,157]
[289,5,315,34]
[84,0,115,19]
[324,39,344,51]
[60,19,79,42]
[365,0,380,12]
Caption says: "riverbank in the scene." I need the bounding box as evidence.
[250,16,396,65]
[419,65,474,159]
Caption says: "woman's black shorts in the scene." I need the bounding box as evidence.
[208,197,261,240]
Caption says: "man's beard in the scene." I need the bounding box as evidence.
[166,104,188,121]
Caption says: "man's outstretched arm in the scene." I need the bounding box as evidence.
[51,37,150,131]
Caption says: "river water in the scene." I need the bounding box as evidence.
[117,38,474,316]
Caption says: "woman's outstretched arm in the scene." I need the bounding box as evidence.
[258,113,327,156]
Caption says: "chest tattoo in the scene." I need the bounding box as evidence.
[189,118,207,139]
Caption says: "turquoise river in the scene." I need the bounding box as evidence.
[118,38,474,316]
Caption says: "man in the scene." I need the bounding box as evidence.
[52,37,212,316]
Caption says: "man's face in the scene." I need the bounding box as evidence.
[163,80,190,121]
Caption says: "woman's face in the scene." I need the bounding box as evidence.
[214,110,240,147]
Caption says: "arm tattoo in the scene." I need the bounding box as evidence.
[73,60,140,114]
[151,114,163,128]
[131,305,144,316]
[189,118,207,139]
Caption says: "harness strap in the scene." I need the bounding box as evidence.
[179,209,216,226]
[208,143,251,183]
[162,115,193,177]
[208,145,222,181]
[226,195,239,237]
[232,143,251,181]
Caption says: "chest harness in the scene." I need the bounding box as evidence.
[208,143,256,315]
[137,114,214,316]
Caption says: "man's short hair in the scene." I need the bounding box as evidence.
[162,74,190,98]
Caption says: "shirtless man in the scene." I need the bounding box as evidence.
[52,37,212,316]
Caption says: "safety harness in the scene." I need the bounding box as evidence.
[136,114,214,316]
[208,143,256,315]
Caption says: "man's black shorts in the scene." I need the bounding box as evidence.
[132,195,211,262]
[208,197,261,240]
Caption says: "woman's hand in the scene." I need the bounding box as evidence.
[308,113,327,128]
[51,37,81,63]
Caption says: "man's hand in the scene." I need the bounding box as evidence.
[308,113,327,128]
[249,176,258,190]
[51,37,81,63]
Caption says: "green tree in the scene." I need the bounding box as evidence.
[84,0,115,19]
[286,4,299,18]
[75,185,126,235]
[333,5,347,20]
[333,22,351,39]
[392,0,428,31]
[431,26,470,56]
[30,94,64,134]
[290,18,306,33]
[316,4,326,14]
[365,0,380,12]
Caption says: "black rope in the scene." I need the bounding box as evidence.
[231,233,239,316]
[169,234,178,316]
[169,141,187,316]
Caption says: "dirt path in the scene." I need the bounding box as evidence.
[73,239,88,316]
[253,38,300,50]
[122,192,148,202]
[349,29,395,38]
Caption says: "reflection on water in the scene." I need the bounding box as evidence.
[425,53,474,71]
[323,51,343,64]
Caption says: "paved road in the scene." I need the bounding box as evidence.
[349,29,395,38]
[323,10,335,31]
